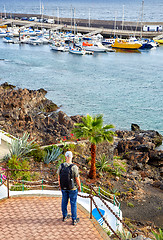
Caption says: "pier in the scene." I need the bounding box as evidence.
[0,13,163,38]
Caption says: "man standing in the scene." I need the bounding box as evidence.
[58,151,81,225]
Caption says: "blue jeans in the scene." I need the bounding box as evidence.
[61,189,78,220]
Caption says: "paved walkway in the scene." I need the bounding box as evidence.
[0,196,109,240]
[0,139,9,160]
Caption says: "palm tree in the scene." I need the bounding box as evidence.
[72,114,115,179]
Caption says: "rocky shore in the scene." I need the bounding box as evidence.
[0,82,82,145]
[0,83,163,230]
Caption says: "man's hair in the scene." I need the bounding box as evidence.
[65,151,73,158]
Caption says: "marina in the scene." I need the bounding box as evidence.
[0,16,163,39]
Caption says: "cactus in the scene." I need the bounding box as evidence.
[44,146,62,164]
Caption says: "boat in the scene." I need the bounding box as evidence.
[3,36,14,43]
[102,38,115,45]
[0,30,7,37]
[111,39,142,50]
[139,39,153,49]
[69,47,85,55]
[0,25,7,28]
[82,42,93,47]
[50,42,66,51]
[20,35,30,44]
[154,39,163,44]
[83,42,107,52]
[27,37,43,45]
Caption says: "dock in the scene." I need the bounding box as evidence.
[0,13,163,38]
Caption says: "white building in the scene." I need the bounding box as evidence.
[143,25,162,32]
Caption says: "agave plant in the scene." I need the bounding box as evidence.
[4,133,35,160]
[117,229,132,240]
[152,228,163,240]
[96,154,110,172]
[44,146,63,164]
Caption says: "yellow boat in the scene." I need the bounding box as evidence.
[111,39,142,50]
[0,25,7,28]
[154,39,163,44]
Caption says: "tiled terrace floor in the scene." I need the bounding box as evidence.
[0,196,109,240]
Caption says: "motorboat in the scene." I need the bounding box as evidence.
[50,42,65,51]
[27,37,43,45]
[82,42,93,47]
[149,40,159,47]
[0,30,7,37]
[3,36,14,43]
[102,38,115,45]
[154,39,163,44]
[38,35,49,44]
[20,35,30,44]
[111,39,142,50]
[0,30,13,37]
[83,42,107,52]
[69,47,85,55]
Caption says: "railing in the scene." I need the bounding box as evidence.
[0,167,138,239]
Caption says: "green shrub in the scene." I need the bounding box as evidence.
[66,143,76,152]
[127,202,134,208]
[28,145,45,162]
[7,155,31,181]
[96,154,110,172]
[10,183,28,191]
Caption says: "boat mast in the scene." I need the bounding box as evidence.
[71,5,73,32]
[114,11,117,37]
[74,8,76,35]
[41,3,44,30]
[89,8,91,29]
[122,5,124,31]
[140,0,144,39]
[40,1,42,16]
[4,5,6,19]
[57,7,60,25]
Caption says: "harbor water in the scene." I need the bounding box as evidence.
[1,0,163,22]
[0,39,163,137]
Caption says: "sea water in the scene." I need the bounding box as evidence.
[0,40,163,137]
[1,0,163,22]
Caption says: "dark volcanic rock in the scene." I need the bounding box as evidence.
[115,126,163,176]
[1,82,16,90]
[131,123,141,131]
[70,115,83,123]
[58,111,74,128]
[0,83,80,145]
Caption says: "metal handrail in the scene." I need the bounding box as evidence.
[91,186,138,238]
